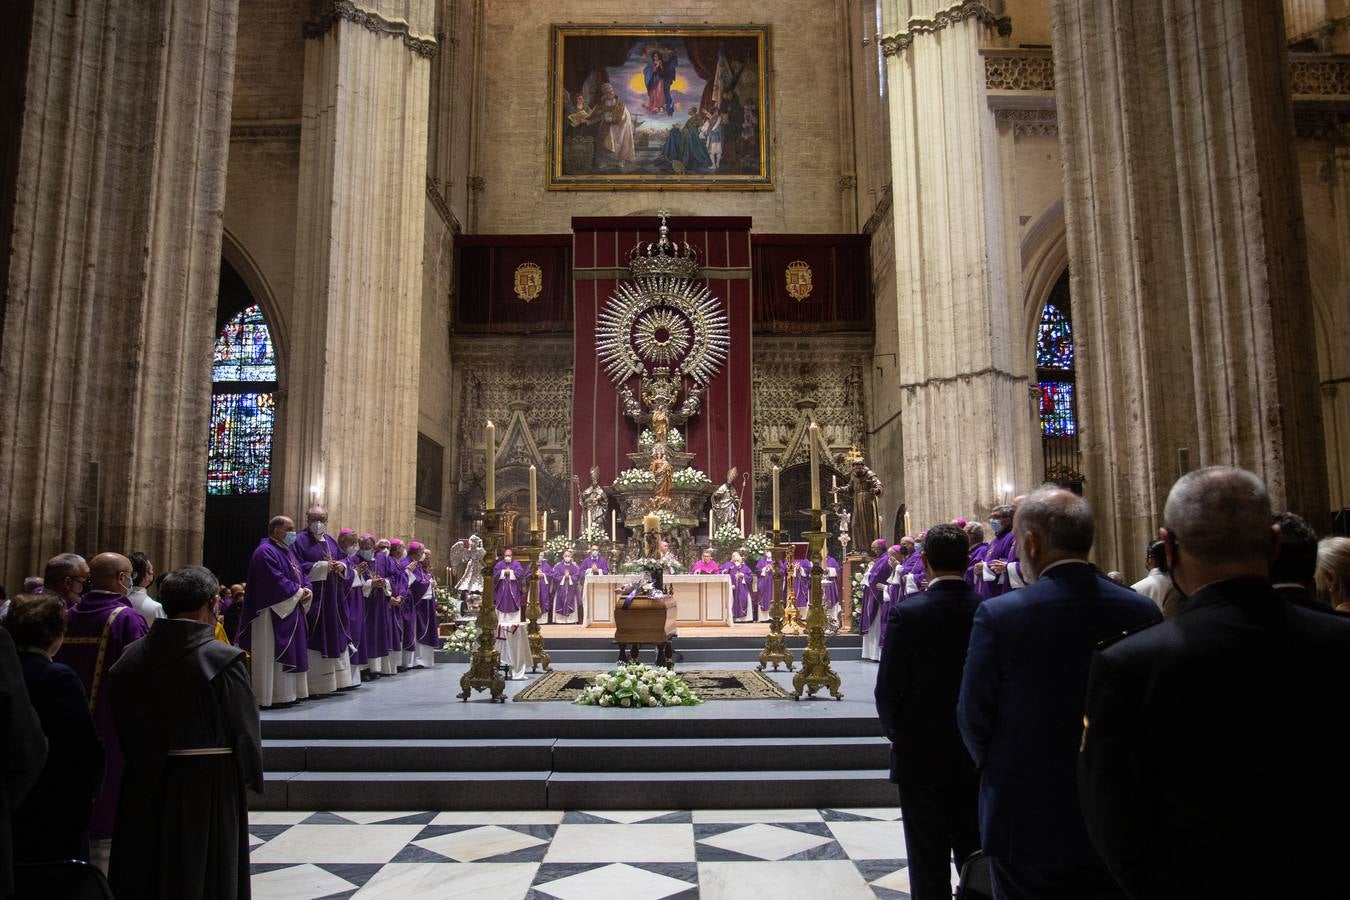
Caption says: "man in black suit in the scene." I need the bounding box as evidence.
[1079,467,1350,898]
[1269,510,1327,611]
[958,487,1161,900]
[875,523,982,899]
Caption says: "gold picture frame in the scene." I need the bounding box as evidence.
[548,24,772,191]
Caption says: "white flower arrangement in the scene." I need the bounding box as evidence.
[742,532,772,558]
[573,662,702,708]
[638,427,685,449]
[672,467,711,487]
[613,467,655,487]
[445,620,479,655]
[712,523,744,546]
[656,508,679,530]
[542,535,577,562]
[579,524,609,545]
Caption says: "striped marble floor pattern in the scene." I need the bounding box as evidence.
[248,807,959,899]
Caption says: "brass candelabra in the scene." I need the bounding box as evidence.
[757,531,794,672]
[792,519,843,700]
[458,511,507,702]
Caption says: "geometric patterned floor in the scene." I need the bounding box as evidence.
[249,808,954,899]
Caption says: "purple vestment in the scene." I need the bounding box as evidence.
[338,552,364,663]
[537,560,554,617]
[788,560,813,608]
[389,554,416,652]
[723,562,754,619]
[55,591,148,839]
[359,557,392,662]
[821,556,842,608]
[239,539,310,673]
[754,556,778,612]
[964,541,990,590]
[294,530,352,659]
[691,559,721,574]
[581,553,610,577]
[901,551,927,597]
[974,529,1017,598]
[551,561,582,618]
[858,555,890,634]
[408,562,440,648]
[493,558,525,614]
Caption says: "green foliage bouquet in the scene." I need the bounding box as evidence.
[573,663,702,708]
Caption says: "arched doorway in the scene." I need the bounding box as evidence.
[202,259,279,583]
[1035,270,1083,493]
[777,462,847,558]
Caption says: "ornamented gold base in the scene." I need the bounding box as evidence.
[459,513,507,702]
[757,541,795,672]
[792,525,843,701]
[519,537,552,673]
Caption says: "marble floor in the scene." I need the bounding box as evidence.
[249,807,953,899]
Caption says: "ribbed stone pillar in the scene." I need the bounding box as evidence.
[879,0,1036,528]
[282,1,434,536]
[0,0,239,588]
[1052,0,1329,568]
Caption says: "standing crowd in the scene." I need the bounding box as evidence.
[873,467,1350,899]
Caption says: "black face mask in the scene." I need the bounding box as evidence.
[1166,536,1188,601]
[81,577,93,594]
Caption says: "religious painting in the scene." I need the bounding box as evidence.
[549,25,772,190]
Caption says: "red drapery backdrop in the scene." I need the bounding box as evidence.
[571,215,753,532]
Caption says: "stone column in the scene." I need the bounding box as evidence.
[0,0,239,588]
[1052,0,1329,568]
[879,0,1036,528]
[283,1,435,536]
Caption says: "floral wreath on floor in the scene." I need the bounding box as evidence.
[574,662,703,708]
[443,620,479,655]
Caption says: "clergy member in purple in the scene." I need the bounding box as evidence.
[821,553,843,626]
[970,505,1016,598]
[293,505,353,694]
[385,539,416,670]
[963,522,988,590]
[859,539,891,661]
[54,552,148,867]
[407,543,440,668]
[536,558,554,623]
[238,516,313,707]
[551,548,582,624]
[494,548,526,625]
[754,551,778,620]
[691,548,722,574]
[901,533,928,598]
[788,550,813,609]
[724,550,754,622]
[354,535,394,676]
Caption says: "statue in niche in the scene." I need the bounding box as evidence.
[580,466,608,534]
[709,467,741,534]
[649,444,674,509]
[844,445,884,551]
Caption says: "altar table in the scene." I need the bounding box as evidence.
[583,574,732,627]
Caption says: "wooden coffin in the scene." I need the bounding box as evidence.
[613,592,678,644]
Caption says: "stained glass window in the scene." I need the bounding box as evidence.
[207,393,275,494]
[1038,382,1076,437]
[1036,303,1074,371]
[213,305,277,382]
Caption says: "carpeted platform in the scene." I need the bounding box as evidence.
[512,669,793,702]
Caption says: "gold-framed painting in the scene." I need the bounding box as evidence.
[548,24,772,191]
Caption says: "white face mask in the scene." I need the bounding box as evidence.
[359,549,374,561]
[309,521,326,536]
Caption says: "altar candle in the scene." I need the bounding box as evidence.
[485,421,496,510]
[904,511,912,536]
[542,511,548,540]
[739,507,745,536]
[611,509,617,541]
[529,464,538,531]
[772,465,781,531]
[568,509,574,539]
[808,423,821,509]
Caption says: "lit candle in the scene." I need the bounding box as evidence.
[772,464,781,531]
[529,464,538,531]
[485,421,496,510]
[904,511,912,536]
[808,423,821,509]
[568,509,574,540]
[542,511,548,540]
[739,507,745,536]
[611,509,617,542]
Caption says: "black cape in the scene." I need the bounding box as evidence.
[107,619,262,900]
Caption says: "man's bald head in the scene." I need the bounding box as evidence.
[1163,467,1273,565]
[1014,485,1094,580]
[89,552,133,595]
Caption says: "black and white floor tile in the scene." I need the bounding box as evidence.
[249,807,957,899]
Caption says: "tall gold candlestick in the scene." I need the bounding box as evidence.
[808,423,821,510]
[485,421,496,510]
[529,464,538,531]
[772,464,781,531]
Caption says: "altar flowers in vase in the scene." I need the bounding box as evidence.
[722,550,754,622]
[821,553,842,627]
[691,548,721,574]
[754,552,778,619]
[550,549,582,625]
[493,549,526,625]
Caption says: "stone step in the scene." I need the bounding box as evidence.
[262,715,885,741]
[535,647,862,664]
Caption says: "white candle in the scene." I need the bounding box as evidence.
[568,509,574,539]
[611,509,617,542]
[485,421,496,510]
[904,511,912,536]
[809,423,821,509]
[542,511,548,540]
[529,464,538,531]
[739,507,745,536]
[772,464,781,531]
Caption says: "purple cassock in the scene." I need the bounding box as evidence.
[723,562,754,619]
[408,562,440,649]
[858,555,890,635]
[384,554,415,653]
[754,555,778,613]
[787,560,813,608]
[821,556,843,608]
[973,528,1017,598]
[358,558,392,663]
[551,561,582,618]
[964,541,990,590]
[294,530,352,659]
[493,558,526,615]
[536,560,554,618]
[581,552,610,578]
[55,590,149,839]
[336,551,363,663]
[238,538,310,673]
[901,550,927,597]
[691,558,721,574]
